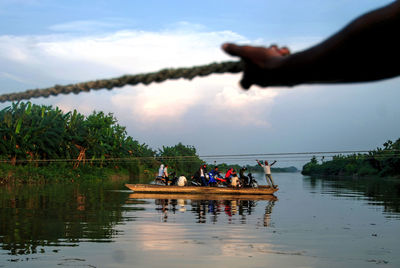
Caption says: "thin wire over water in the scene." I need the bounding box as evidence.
[1,149,399,164]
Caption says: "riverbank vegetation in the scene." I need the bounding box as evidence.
[0,102,203,184]
[302,139,400,177]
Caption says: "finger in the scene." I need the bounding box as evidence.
[222,43,244,57]
[279,46,291,56]
[269,44,278,50]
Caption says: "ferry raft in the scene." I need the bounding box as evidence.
[125,184,278,195]
[127,192,278,201]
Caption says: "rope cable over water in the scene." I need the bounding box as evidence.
[0,61,244,103]
[1,150,400,164]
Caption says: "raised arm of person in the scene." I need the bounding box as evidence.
[256,159,262,167]
[270,160,277,166]
[222,1,400,89]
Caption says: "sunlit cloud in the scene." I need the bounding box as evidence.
[212,84,278,127]
[0,21,288,142]
[111,82,200,124]
[109,74,278,129]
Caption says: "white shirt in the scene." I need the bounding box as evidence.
[261,164,271,175]
[231,176,239,187]
[163,167,168,177]
[177,176,187,186]
[158,165,164,177]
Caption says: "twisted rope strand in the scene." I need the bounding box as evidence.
[0,61,244,103]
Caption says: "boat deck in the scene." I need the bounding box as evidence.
[125,184,278,195]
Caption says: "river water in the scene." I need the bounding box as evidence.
[1,173,399,267]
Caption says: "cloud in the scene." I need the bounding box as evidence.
[212,84,278,127]
[0,22,278,130]
[0,24,246,83]
[107,74,278,130]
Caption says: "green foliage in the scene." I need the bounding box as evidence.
[0,102,209,182]
[0,102,157,172]
[301,139,400,177]
[157,142,203,176]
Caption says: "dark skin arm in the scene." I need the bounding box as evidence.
[270,160,277,166]
[222,1,400,89]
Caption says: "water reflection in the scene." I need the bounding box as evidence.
[128,193,277,226]
[303,176,400,217]
[0,182,131,256]
[2,173,400,267]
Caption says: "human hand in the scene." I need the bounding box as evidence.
[222,43,290,89]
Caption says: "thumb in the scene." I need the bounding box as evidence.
[240,75,252,90]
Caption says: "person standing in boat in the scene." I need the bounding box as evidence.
[200,164,208,186]
[157,164,164,179]
[256,160,277,188]
[163,165,169,185]
[193,164,208,186]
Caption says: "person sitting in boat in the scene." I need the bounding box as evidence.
[225,168,234,180]
[239,167,249,186]
[210,166,226,185]
[169,171,179,185]
[231,175,240,188]
[192,169,201,185]
[224,168,237,184]
[177,175,187,186]
[207,170,218,187]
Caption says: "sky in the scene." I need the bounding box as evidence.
[0,0,399,168]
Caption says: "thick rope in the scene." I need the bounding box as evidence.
[0,61,244,103]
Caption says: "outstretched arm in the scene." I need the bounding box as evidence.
[222,1,400,89]
[270,160,277,166]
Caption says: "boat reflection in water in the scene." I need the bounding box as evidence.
[128,193,277,226]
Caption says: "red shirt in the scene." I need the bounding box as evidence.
[225,169,233,178]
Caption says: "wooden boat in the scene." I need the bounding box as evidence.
[128,192,278,201]
[125,184,278,195]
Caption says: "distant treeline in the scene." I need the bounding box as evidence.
[302,139,400,177]
[0,102,202,182]
[214,163,298,173]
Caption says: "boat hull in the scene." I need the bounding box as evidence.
[125,184,278,195]
[128,192,277,201]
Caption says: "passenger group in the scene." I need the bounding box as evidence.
[156,160,277,189]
